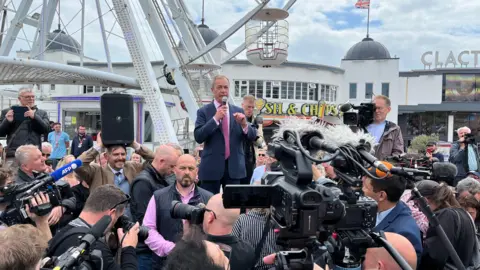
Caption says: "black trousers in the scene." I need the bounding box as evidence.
[201,159,241,194]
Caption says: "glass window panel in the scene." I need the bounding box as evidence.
[314,84,319,101]
[295,82,302,99]
[287,82,295,99]
[365,83,373,99]
[433,112,447,137]
[308,83,316,100]
[320,85,326,101]
[349,83,357,99]
[249,80,256,96]
[407,113,421,136]
[281,82,288,99]
[382,83,390,97]
[241,85,247,97]
[302,83,308,100]
[265,82,272,98]
[333,86,337,102]
[272,86,279,99]
[235,81,240,97]
[256,80,264,98]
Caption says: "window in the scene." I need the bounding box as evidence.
[287,82,294,99]
[365,83,373,99]
[382,83,390,97]
[308,83,318,101]
[248,80,255,96]
[235,81,240,96]
[84,85,94,93]
[281,81,288,99]
[50,84,55,91]
[349,83,357,99]
[265,81,271,98]
[256,80,264,98]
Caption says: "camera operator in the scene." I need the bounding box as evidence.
[0,167,53,240]
[366,95,404,160]
[143,154,213,270]
[130,144,179,270]
[47,184,139,270]
[0,88,51,167]
[203,194,255,270]
[0,224,49,270]
[415,180,475,269]
[449,126,480,184]
[362,166,423,260]
[425,141,444,162]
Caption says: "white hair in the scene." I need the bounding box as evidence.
[18,87,33,97]
[15,145,39,165]
[210,75,230,89]
[457,126,471,134]
[41,142,52,151]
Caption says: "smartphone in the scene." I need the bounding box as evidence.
[11,106,28,122]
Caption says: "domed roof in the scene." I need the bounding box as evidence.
[178,24,227,50]
[46,29,81,54]
[344,37,391,60]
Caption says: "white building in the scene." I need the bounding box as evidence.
[9,25,480,148]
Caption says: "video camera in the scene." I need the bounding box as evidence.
[464,133,476,144]
[339,103,375,130]
[223,127,383,269]
[0,160,82,226]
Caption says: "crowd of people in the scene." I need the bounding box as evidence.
[0,78,479,270]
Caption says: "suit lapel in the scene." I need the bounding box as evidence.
[376,203,401,231]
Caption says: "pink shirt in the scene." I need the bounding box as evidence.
[213,100,248,134]
[143,186,195,257]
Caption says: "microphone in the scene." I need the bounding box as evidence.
[49,159,83,182]
[431,162,457,186]
[54,215,112,268]
[357,145,389,173]
[339,103,353,112]
[222,96,228,106]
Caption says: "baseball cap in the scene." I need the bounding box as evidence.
[426,141,437,147]
[413,180,439,198]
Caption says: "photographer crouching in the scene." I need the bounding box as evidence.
[449,126,480,185]
[47,184,139,269]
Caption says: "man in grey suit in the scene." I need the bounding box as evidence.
[194,75,257,194]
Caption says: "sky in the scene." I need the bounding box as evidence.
[7,0,480,71]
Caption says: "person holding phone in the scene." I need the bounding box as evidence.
[0,88,50,167]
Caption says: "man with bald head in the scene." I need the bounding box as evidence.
[363,232,417,270]
[144,154,213,270]
[203,194,255,270]
[130,144,179,270]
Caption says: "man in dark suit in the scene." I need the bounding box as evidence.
[194,75,257,194]
[362,166,423,262]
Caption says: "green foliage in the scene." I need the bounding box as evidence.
[408,134,440,154]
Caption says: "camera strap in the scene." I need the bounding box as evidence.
[252,213,272,267]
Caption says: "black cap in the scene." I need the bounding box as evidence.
[426,141,437,146]
[415,180,439,197]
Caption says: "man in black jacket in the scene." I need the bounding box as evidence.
[48,184,139,270]
[0,88,50,166]
[130,144,179,270]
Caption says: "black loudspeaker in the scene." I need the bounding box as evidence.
[100,93,134,146]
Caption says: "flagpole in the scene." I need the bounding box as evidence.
[366,1,370,38]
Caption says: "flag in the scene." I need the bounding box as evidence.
[355,0,370,9]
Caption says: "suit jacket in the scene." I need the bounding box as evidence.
[194,102,257,181]
[75,146,155,192]
[374,201,423,260]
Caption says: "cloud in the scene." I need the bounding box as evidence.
[6,0,480,71]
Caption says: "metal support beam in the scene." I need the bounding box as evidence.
[111,0,178,144]
[221,0,297,64]
[140,0,198,123]
[0,0,33,56]
[80,0,85,67]
[30,0,58,59]
[95,0,113,72]
[187,0,270,64]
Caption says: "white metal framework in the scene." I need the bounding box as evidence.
[0,0,298,145]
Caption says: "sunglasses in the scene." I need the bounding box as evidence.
[110,194,131,211]
[258,154,266,157]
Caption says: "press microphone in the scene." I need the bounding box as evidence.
[431,162,457,186]
[50,159,83,181]
[357,144,389,173]
[339,103,353,112]
[222,96,228,106]
[54,215,112,269]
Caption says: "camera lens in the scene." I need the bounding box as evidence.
[170,200,196,220]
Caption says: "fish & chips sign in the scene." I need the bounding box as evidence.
[255,98,342,118]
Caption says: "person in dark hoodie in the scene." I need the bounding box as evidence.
[130,144,180,270]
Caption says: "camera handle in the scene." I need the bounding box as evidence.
[274,238,322,270]
[410,187,466,270]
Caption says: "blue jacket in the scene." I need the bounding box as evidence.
[194,102,257,181]
[374,201,423,260]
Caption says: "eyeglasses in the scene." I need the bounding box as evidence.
[258,154,266,157]
[110,194,131,210]
[205,208,217,219]
[42,153,50,158]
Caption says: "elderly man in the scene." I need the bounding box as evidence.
[450,126,480,184]
[143,154,212,270]
[0,88,50,166]
[194,75,257,194]
[457,177,480,201]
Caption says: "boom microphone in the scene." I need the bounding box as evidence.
[339,103,353,112]
[431,162,457,186]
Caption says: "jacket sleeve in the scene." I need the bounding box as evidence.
[194,107,219,144]
[391,128,405,156]
[449,143,464,163]
[94,240,137,270]
[245,123,257,141]
[31,110,51,134]
[0,109,13,137]
[75,147,100,186]
[130,179,154,224]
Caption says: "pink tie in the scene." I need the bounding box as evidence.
[222,112,230,159]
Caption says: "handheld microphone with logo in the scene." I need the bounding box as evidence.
[49,159,83,182]
[53,215,112,269]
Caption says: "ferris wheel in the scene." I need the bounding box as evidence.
[0,0,297,144]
